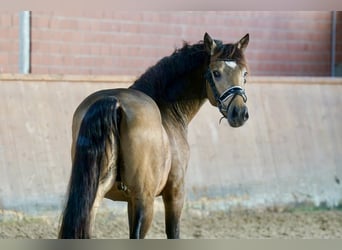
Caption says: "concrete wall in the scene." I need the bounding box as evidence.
[0,11,334,76]
[188,78,342,209]
[0,75,341,213]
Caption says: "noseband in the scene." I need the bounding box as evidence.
[205,68,247,118]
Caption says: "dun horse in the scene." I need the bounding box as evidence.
[59,32,250,239]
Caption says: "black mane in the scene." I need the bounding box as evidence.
[129,42,209,104]
[129,39,244,105]
[129,38,244,125]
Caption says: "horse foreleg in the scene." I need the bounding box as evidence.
[162,184,185,239]
[127,197,154,239]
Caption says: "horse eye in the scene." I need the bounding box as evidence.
[212,70,221,79]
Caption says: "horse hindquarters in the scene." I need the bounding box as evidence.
[112,93,171,238]
[58,97,120,239]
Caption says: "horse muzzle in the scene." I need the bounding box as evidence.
[226,103,249,127]
[218,87,248,127]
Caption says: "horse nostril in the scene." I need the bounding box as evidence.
[244,111,249,121]
[231,107,238,119]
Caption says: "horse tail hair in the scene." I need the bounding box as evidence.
[58,96,121,239]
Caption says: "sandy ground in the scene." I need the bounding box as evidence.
[1,201,342,239]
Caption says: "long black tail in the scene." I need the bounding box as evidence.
[59,96,121,238]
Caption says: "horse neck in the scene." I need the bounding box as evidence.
[130,44,209,128]
[159,67,208,128]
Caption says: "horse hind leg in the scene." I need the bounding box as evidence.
[58,145,117,239]
[88,171,116,237]
[89,142,117,236]
[128,196,155,239]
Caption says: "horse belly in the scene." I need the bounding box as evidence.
[104,182,131,201]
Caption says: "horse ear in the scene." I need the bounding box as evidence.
[204,32,217,56]
[237,33,249,52]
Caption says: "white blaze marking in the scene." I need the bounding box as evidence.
[225,61,237,69]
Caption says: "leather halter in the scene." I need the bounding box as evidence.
[205,64,247,118]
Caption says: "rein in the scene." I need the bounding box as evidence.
[205,68,247,118]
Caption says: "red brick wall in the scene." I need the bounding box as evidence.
[1,11,334,76]
[0,12,19,73]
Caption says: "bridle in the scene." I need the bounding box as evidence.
[205,61,248,118]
